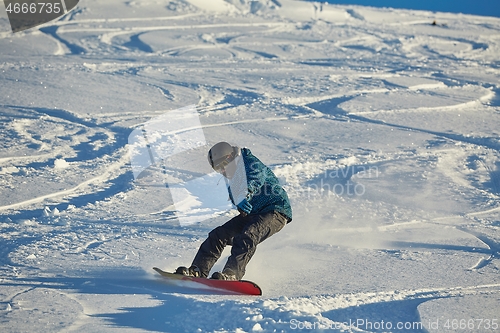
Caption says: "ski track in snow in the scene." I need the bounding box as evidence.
[1,0,499,332]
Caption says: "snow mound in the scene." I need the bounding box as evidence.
[54,158,70,169]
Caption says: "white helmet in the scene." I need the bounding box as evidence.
[207,142,239,171]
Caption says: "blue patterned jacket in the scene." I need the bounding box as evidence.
[227,148,292,222]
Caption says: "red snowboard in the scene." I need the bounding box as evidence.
[153,267,262,296]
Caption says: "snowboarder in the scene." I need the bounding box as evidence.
[175,142,292,280]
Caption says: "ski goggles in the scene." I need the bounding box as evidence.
[212,153,235,173]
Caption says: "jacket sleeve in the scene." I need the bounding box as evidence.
[242,149,267,201]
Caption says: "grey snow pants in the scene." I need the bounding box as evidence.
[192,211,287,280]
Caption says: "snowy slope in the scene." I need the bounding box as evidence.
[1,0,499,332]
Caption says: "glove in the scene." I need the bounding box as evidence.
[237,198,252,215]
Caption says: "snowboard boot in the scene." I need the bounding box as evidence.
[175,265,201,277]
[210,269,237,281]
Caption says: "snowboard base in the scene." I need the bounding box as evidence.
[153,267,262,296]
